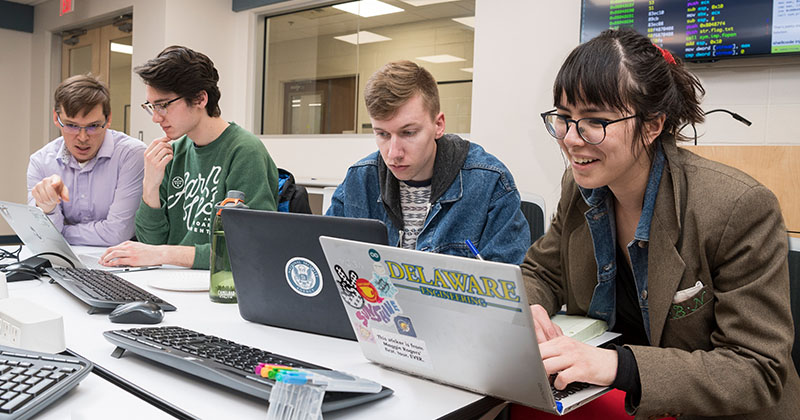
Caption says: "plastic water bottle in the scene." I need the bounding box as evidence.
[209,190,247,303]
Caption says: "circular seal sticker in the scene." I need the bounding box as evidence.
[368,248,381,262]
[285,257,323,297]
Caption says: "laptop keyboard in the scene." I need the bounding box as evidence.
[103,326,392,412]
[0,346,92,420]
[45,267,176,313]
[551,381,591,401]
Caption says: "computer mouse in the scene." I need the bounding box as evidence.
[108,301,165,324]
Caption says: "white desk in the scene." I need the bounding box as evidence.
[7,253,488,419]
[34,371,174,420]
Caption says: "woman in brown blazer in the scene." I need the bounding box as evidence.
[523,28,800,419]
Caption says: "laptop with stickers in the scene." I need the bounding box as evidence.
[318,236,612,415]
[222,209,388,340]
[0,201,157,272]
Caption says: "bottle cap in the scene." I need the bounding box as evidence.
[226,190,245,201]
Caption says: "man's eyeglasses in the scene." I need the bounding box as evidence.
[540,110,638,145]
[141,97,182,116]
[56,113,107,135]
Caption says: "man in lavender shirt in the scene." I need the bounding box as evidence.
[27,74,146,247]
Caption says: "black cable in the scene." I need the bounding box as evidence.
[679,108,752,145]
[62,348,201,420]
[0,246,21,263]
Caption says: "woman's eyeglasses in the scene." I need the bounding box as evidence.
[540,110,638,145]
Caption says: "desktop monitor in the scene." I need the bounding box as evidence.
[581,0,800,61]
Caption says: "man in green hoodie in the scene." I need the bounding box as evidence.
[100,46,278,269]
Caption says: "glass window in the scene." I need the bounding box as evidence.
[260,0,475,135]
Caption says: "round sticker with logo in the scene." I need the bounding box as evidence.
[171,176,185,190]
[368,249,381,262]
[285,257,323,297]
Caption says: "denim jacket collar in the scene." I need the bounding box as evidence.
[578,142,665,224]
[581,142,666,341]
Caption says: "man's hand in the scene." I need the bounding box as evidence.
[32,174,70,214]
[539,335,618,390]
[142,137,173,208]
[530,304,564,343]
[100,242,195,268]
[100,241,164,267]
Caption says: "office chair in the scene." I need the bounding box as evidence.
[519,192,547,245]
[789,238,800,376]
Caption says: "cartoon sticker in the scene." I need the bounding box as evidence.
[334,264,364,309]
[394,316,416,337]
[371,272,398,299]
[354,322,376,343]
[284,257,323,297]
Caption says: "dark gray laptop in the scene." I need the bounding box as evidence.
[223,209,388,340]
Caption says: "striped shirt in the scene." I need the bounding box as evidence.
[399,180,431,249]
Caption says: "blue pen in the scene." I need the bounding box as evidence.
[465,239,483,260]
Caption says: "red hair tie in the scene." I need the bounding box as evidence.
[655,44,676,65]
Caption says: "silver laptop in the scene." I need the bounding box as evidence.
[319,236,610,415]
[0,201,156,272]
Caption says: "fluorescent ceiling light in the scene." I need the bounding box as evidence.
[460,67,473,73]
[291,104,301,108]
[452,16,475,28]
[333,0,403,18]
[399,0,459,5]
[334,31,392,45]
[416,54,465,63]
[308,103,322,107]
[110,42,133,55]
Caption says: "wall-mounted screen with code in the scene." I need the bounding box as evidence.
[581,0,800,61]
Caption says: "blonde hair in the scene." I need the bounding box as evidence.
[364,60,440,120]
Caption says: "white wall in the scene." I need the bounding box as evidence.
[0,28,33,235]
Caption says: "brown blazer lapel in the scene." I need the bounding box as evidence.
[647,143,687,346]
[647,213,685,346]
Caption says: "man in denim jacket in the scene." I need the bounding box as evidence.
[326,61,529,264]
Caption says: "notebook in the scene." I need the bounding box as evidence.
[222,208,388,340]
[318,236,612,415]
[0,201,158,272]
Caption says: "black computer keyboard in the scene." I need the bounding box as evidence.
[551,381,591,401]
[103,326,392,412]
[45,267,176,313]
[0,346,92,420]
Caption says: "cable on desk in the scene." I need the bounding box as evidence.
[63,348,201,420]
[0,246,22,266]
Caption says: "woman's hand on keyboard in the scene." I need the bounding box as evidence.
[539,335,618,390]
